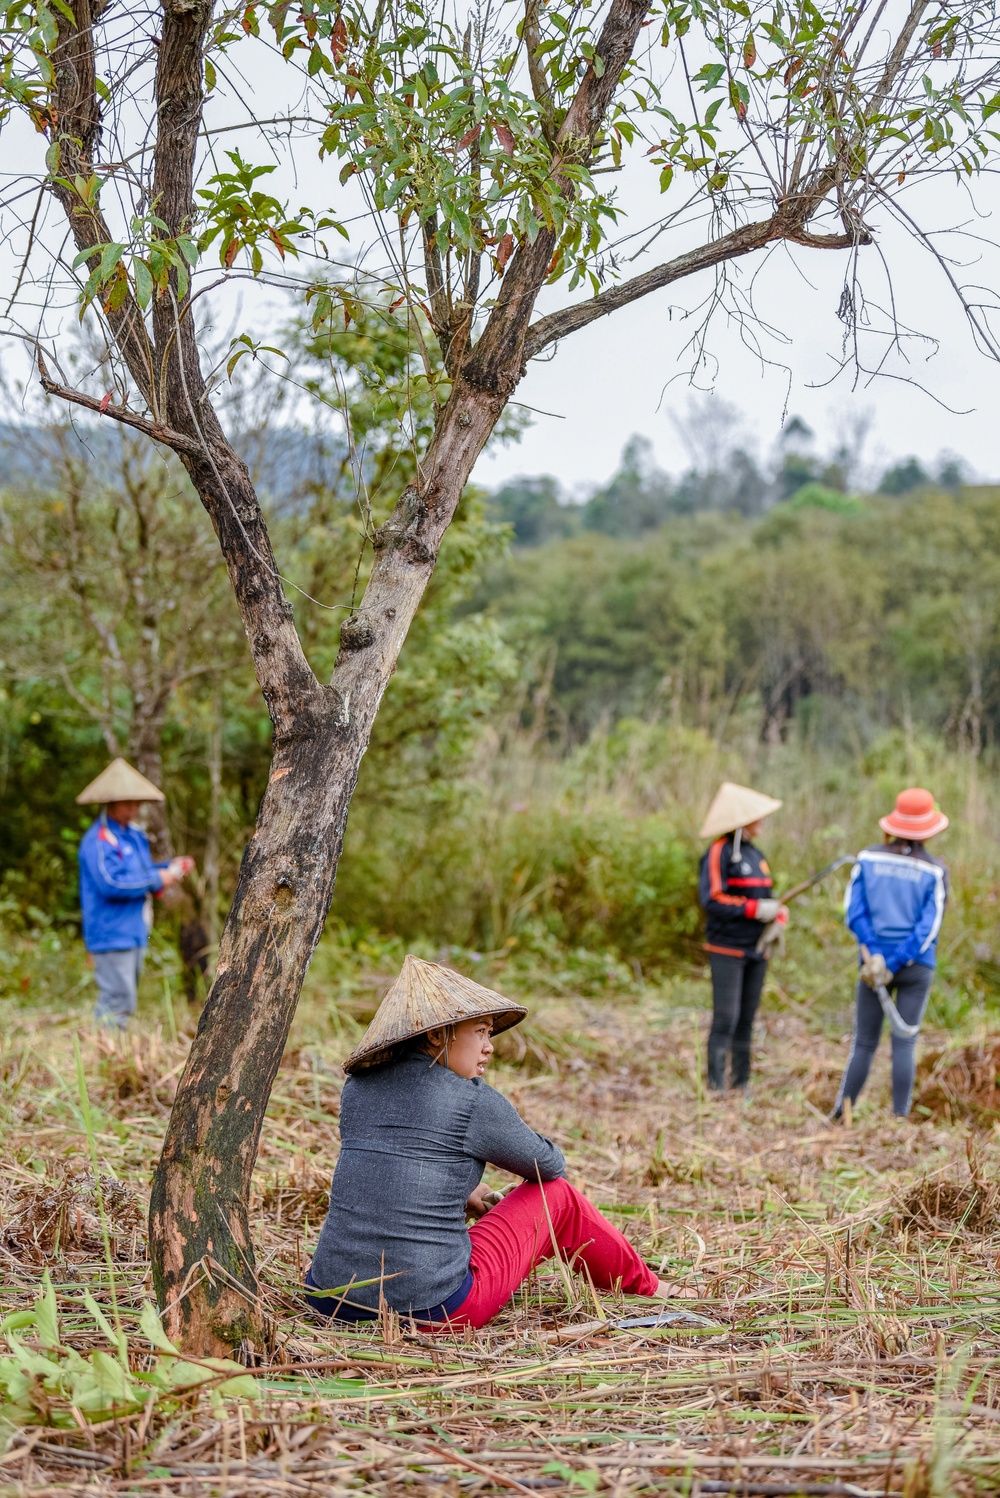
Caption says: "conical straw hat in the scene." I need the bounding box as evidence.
[343,955,527,1075]
[76,757,166,805]
[699,781,782,840]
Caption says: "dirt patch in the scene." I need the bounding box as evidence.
[914,1040,1000,1126]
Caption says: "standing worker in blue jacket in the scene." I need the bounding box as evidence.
[834,788,949,1120]
[698,782,788,1093]
[76,758,195,1029]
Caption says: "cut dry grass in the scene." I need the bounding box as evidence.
[915,1041,1000,1128]
[2,977,1000,1496]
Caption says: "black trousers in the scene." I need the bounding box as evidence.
[835,962,933,1117]
[707,953,768,1090]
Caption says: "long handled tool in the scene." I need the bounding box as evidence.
[754,853,855,955]
[859,944,921,1040]
[776,853,856,905]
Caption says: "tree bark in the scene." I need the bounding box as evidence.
[148,380,506,1351]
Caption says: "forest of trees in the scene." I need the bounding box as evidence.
[487,404,970,543]
[2,405,996,948]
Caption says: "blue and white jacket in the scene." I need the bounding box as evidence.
[78,813,167,952]
[844,841,949,973]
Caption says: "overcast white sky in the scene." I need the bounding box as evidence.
[3,16,1000,493]
[474,170,1000,492]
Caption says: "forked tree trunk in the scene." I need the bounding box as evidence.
[43,0,678,1354]
[149,380,507,1352]
[147,0,659,1356]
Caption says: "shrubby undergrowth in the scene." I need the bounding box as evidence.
[3,488,1000,1019]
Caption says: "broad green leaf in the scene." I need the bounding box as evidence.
[35,1274,60,1349]
[139,1301,178,1355]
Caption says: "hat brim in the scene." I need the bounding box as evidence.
[879,811,949,840]
[343,1004,526,1075]
[75,790,166,804]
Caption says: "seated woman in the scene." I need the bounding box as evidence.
[306,955,686,1328]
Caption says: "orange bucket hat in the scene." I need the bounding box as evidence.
[879,787,949,841]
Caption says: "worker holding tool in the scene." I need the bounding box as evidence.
[833,788,950,1121]
[698,782,787,1094]
[76,758,195,1029]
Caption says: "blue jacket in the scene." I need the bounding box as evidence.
[78,814,166,952]
[844,841,949,973]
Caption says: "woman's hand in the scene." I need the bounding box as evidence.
[655,1277,699,1300]
[465,1184,492,1220]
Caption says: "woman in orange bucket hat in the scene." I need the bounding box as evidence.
[834,788,950,1120]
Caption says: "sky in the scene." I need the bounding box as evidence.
[3,13,1000,495]
[474,173,1000,493]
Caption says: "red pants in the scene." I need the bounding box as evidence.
[444,1179,659,1329]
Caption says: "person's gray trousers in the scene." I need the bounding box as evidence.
[93,948,145,1028]
[835,962,934,1117]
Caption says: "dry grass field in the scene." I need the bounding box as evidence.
[2,970,1000,1497]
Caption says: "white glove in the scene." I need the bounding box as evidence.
[755,898,782,923]
[482,1183,518,1209]
[758,920,786,959]
[861,951,892,989]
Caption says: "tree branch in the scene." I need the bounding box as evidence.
[132,0,321,731]
[36,357,203,455]
[524,219,868,359]
[422,212,451,348]
[49,1,156,405]
[524,0,557,145]
[463,0,654,396]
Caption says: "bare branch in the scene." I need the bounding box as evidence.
[36,356,203,455]
[525,215,866,359]
[422,212,451,346]
[524,0,557,144]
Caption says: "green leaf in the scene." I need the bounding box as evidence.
[0,1309,38,1337]
[140,1301,178,1356]
[98,241,124,281]
[133,260,154,307]
[35,1275,60,1350]
[83,1291,125,1357]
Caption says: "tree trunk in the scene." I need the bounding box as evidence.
[149,380,506,1353]
[202,712,223,954]
[57,0,658,1356]
[132,713,171,861]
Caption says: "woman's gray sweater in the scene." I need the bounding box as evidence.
[309,1051,566,1315]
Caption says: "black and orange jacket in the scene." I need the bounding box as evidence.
[698,835,773,956]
